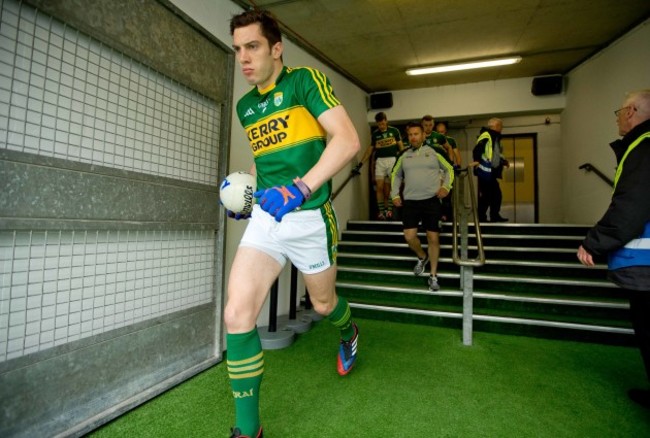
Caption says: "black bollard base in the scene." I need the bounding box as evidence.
[279,311,312,334]
[258,325,295,350]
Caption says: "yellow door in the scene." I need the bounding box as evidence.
[499,135,537,223]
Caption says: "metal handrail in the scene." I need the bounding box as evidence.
[451,167,486,267]
[331,167,361,201]
[450,166,486,346]
[578,163,614,187]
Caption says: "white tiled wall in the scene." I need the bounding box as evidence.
[0,230,215,361]
[0,0,220,185]
[0,0,221,362]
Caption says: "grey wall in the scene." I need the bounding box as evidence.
[0,0,232,436]
[562,19,650,224]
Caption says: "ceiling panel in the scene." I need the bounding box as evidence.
[233,0,650,92]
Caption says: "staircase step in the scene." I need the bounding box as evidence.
[345,220,591,236]
[337,220,631,345]
[337,280,629,325]
[337,265,618,298]
[338,279,625,307]
[348,302,634,345]
[339,240,588,263]
[338,252,608,279]
[342,230,585,249]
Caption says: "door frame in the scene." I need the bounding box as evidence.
[501,133,539,223]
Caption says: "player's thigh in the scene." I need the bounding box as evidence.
[426,230,440,245]
[403,227,419,241]
[226,246,284,330]
[302,265,338,314]
[374,157,395,181]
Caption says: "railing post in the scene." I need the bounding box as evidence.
[461,265,474,346]
[451,168,484,346]
[303,291,312,310]
[282,265,313,333]
[268,280,278,333]
[258,278,296,349]
[460,179,473,346]
[289,265,298,319]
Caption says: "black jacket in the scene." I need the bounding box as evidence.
[582,118,650,290]
[472,127,507,179]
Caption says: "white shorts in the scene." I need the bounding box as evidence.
[375,156,396,180]
[239,202,339,274]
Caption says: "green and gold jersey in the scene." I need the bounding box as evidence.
[371,126,402,158]
[445,135,457,149]
[424,131,452,163]
[236,66,340,210]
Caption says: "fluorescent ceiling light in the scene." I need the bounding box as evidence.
[406,56,522,76]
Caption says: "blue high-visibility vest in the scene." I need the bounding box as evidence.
[608,132,650,270]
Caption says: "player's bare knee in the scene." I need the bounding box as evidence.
[310,297,336,316]
[223,305,238,330]
[405,234,419,245]
[312,302,333,316]
[224,304,255,333]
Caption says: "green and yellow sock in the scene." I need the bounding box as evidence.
[327,296,355,341]
[386,198,393,213]
[227,328,264,436]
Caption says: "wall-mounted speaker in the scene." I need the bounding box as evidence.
[369,92,393,109]
[531,75,563,96]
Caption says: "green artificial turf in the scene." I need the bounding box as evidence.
[89,318,650,437]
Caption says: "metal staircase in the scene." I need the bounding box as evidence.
[336,221,634,345]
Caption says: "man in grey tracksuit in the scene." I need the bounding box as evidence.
[391,121,454,291]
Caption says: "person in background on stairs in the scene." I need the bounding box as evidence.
[390,121,454,292]
[436,121,461,222]
[471,117,510,223]
[435,121,461,167]
[577,89,650,409]
[355,112,404,220]
[225,10,361,438]
[422,115,453,163]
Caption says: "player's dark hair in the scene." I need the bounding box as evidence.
[421,114,434,123]
[406,121,423,131]
[230,10,282,47]
[374,112,387,123]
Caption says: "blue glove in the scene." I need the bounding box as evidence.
[225,209,251,220]
[219,200,251,220]
[254,184,305,222]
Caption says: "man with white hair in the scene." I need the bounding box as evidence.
[471,117,510,222]
[578,89,650,408]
